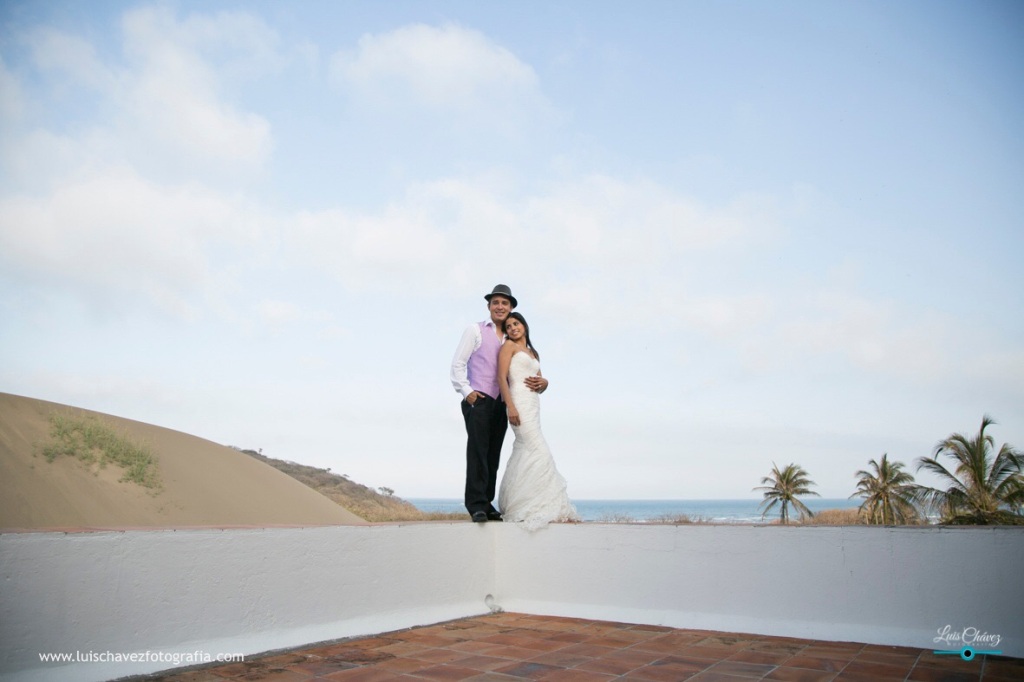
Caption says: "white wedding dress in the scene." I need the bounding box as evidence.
[498,352,580,531]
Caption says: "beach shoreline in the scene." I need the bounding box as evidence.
[409,497,863,523]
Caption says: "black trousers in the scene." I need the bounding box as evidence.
[462,395,508,514]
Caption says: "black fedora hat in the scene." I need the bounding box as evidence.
[484,284,517,308]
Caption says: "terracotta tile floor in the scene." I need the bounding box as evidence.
[126,613,1022,682]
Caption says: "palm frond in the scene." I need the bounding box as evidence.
[915,416,1024,524]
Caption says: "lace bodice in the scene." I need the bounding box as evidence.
[507,352,541,427]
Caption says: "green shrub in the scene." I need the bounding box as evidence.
[41,413,161,490]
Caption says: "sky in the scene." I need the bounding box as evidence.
[1,0,1022,502]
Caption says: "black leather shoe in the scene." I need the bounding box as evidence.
[487,512,504,522]
[471,511,488,523]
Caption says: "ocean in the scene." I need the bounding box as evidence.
[407,498,862,523]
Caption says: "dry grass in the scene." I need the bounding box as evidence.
[596,513,709,525]
[416,511,470,521]
[801,507,939,526]
[799,508,866,525]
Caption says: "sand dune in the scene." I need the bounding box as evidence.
[0,392,365,530]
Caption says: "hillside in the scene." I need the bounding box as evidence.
[239,449,462,522]
[0,393,365,530]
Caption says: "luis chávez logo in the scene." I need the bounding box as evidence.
[933,625,1002,660]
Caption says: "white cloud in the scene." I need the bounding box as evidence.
[11,7,277,179]
[284,172,785,321]
[330,23,551,136]
[333,23,538,106]
[0,166,265,317]
[142,7,285,79]
[118,6,274,168]
[1,129,89,191]
[255,299,335,331]
[0,6,283,317]
[678,293,775,340]
[777,291,951,380]
[27,28,118,92]
[289,203,452,295]
[965,349,1024,389]
[525,176,778,265]
[0,56,25,127]
[255,299,304,327]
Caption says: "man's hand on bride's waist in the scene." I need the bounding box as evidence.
[524,375,548,393]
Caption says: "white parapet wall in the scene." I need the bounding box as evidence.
[493,523,1024,657]
[1,523,1022,681]
[0,524,497,682]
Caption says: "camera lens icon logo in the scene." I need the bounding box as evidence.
[933,646,1002,661]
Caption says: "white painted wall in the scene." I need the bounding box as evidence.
[1,523,1021,682]
[0,524,496,682]
[494,524,1024,657]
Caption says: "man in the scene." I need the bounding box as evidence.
[451,284,548,522]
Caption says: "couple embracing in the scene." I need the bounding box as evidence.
[450,284,579,530]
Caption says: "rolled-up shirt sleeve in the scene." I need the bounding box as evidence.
[450,323,481,398]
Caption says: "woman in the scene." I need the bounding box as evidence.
[497,312,580,530]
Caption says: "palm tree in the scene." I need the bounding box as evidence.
[914,415,1024,525]
[754,462,819,524]
[851,454,919,525]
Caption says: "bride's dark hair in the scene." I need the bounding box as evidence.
[503,311,539,360]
